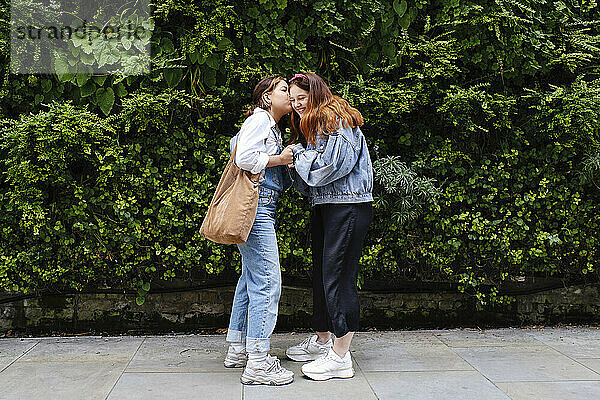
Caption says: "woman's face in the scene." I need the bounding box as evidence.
[289,84,309,117]
[266,80,292,115]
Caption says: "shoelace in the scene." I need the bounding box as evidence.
[300,336,313,348]
[265,355,285,373]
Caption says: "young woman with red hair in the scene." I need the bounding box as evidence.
[285,72,374,381]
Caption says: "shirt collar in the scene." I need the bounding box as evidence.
[253,107,277,128]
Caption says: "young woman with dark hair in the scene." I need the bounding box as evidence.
[223,76,296,386]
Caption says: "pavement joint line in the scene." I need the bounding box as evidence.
[492,379,600,383]
[351,352,380,400]
[104,336,146,400]
[362,369,482,373]
[122,370,244,373]
[447,343,549,348]
[0,339,40,374]
[438,330,515,399]
[436,330,550,348]
[519,333,600,378]
[423,331,447,345]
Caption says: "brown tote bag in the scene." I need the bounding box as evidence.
[199,143,261,244]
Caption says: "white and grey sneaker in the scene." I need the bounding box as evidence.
[286,334,333,362]
[301,348,354,381]
[240,355,294,385]
[224,344,247,368]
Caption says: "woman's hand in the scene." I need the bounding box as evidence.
[279,144,295,165]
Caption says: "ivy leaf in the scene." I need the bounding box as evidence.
[70,45,80,58]
[54,56,75,82]
[164,68,182,87]
[34,94,44,104]
[96,87,115,116]
[80,81,96,97]
[399,12,411,29]
[393,0,407,17]
[121,35,132,51]
[76,73,90,87]
[72,35,94,54]
[196,52,207,65]
[383,43,396,59]
[141,18,155,31]
[116,82,128,97]
[217,37,233,51]
[80,51,95,66]
[206,53,221,70]
[41,79,52,93]
[160,37,174,54]
[97,44,121,67]
[204,68,216,88]
[93,75,107,85]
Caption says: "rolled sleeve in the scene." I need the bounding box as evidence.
[249,152,269,174]
[234,112,271,173]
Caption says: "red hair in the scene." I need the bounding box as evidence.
[289,72,363,146]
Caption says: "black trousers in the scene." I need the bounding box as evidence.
[310,202,373,338]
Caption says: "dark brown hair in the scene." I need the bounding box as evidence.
[246,76,286,117]
[289,72,363,146]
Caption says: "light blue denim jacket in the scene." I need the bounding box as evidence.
[292,123,373,206]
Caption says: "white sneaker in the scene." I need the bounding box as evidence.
[224,344,247,368]
[301,348,354,381]
[286,334,333,361]
[241,355,294,385]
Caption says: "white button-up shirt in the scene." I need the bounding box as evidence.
[230,108,283,183]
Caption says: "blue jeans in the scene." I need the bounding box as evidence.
[226,186,281,353]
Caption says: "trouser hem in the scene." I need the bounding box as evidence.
[245,337,271,353]
[226,329,246,343]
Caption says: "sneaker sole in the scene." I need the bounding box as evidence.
[301,368,355,381]
[224,361,246,368]
[286,352,326,362]
[240,375,294,386]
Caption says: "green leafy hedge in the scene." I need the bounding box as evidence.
[0,0,599,307]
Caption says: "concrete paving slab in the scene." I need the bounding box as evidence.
[107,372,242,400]
[0,360,126,400]
[364,371,511,400]
[453,345,600,382]
[524,327,600,358]
[350,332,473,372]
[0,338,39,371]
[126,335,237,372]
[432,328,545,347]
[495,381,600,400]
[0,337,142,400]
[3,329,600,399]
[19,336,143,362]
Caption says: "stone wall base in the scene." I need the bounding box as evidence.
[1,284,599,335]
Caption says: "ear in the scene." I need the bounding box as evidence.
[263,93,271,105]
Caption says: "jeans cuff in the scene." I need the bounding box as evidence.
[226,329,245,343]
[246,337,271,353]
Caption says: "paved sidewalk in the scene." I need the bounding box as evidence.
[1,327,600,399]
